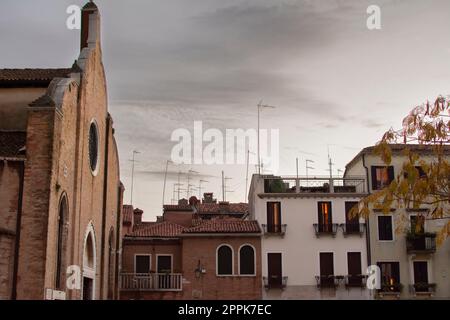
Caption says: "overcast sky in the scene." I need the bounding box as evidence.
[2,0,450,220]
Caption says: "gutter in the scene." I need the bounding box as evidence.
[11,161,25,300]
[179,233,262,237]
[99,115,111,298]
[362,153,372,266]
[114,184,123,300]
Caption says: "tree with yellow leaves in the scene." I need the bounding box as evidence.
[353,96,449,245]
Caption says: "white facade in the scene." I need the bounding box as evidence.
[345,146,450,299]
[248,175,371,299]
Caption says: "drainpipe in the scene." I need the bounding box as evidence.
[11,161,25,300]
[362,154,372,266]
[114,184,123,300]
[99,115,111,299]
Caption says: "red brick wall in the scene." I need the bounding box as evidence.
[121,240,182,273]
[163,211,194,227]
[16,108,55,299]
[0,161,21,299]
[181,236,262,300]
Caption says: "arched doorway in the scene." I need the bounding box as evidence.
[82,223,96,300]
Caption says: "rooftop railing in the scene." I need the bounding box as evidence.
[263,176,367,194]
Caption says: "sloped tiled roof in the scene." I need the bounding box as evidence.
[163,204,192,211]
[198,203,249,215]
[122,205,134,225]
[0,68,72,87]
[0,131,26,159]
[127,221,185,238]
[345,144,450,170]
[183,219,260,234]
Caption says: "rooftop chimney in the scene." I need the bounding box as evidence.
[133,208,143,225]
[203,192,217,204]
[178,198,189,206]
[218,201,230,213]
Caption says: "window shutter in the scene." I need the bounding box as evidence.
[388,166,395,183]
[371,166,378,190]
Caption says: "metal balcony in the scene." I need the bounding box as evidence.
[261,224,287,236]
[263,276,288,290]
[406,233,436,254]
[120,273,183,291]
[313,223,339,237]
[341,223,365,236]
[410,283,436,295]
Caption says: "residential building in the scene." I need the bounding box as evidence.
[0,2,123,300]
[248,174,371,299]
[120,195,262,300]
[345,144,450,299]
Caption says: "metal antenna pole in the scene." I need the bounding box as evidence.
[222,171,225,202]
[130,150,140,205]
[177,171,181,201]
[306,159,314,187]
[245,149,250,202]
[199,179,208,200]
[162,160,172,208]
[257,101,276,175]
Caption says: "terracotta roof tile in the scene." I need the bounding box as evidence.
[198,203,249,215]
[122,205,134,225]
[163,204,192,211]
[183,219,260,234]
[0,131,26,159]
[128,221,185,238]
[0,68,72,87]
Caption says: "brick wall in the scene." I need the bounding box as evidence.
[0,161,21,299]
[181,236,262,300]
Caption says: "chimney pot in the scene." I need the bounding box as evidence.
[133,208,143,225]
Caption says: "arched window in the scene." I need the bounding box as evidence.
[239,245,255,275]
[55,194,69,289]
[217,245,233,275]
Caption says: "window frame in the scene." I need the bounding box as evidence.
[134,254,151,274]
[371,166,394,191]
[238,244,256,276]
[156,254,173,274]
[266,201,282,233]
[216,244,234,277]
[377,214,395,242]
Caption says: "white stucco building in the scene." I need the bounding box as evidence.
[248,174,371,299]
[345,144,450,299]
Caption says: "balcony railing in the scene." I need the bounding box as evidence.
[313,223,339,237]
[378,283,403,294]
[263,276,288,289]
[410,283,436,295]
[263,176,366,194]
[120,273,183,291]
[406,233,437,253]
[344,274,367,288]
[341,223,365,236]
[261,224,287,236]
[314,275,344,288]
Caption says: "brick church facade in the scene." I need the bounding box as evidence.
[0,2,123,300]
